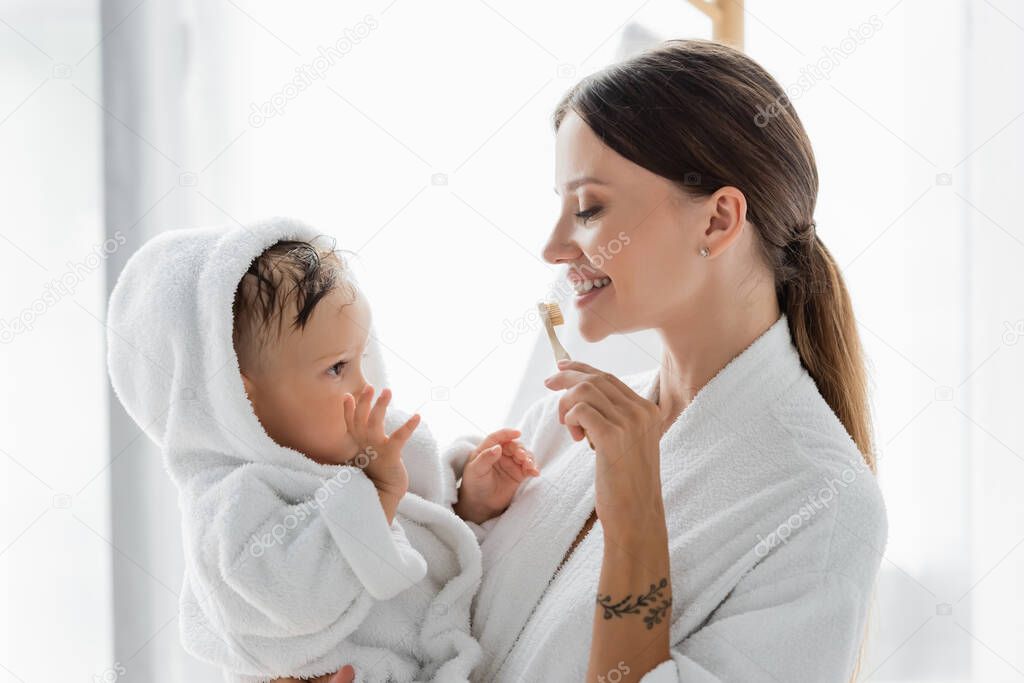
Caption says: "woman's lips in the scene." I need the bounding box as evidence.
[575,281,611,308]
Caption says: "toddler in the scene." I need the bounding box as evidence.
[106,218,539,682]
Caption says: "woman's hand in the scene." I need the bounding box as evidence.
[453,428,540,524]
[545,359,672,680]
[270,663,355,683]
[543,359,664,543]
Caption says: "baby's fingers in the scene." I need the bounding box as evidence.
[468,444,503,473]
[354,384,374,428]
[502,440,529,463]
[368,388,392,438]
[496,452,536,482]
[507,446,539,476]
[342,393,356,430]
[521,452,540,477]
[387,412,421,450]
[477,428,522,454]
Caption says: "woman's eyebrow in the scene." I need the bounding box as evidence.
[554,176,607,195]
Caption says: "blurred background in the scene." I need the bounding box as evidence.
[2,0,1022,681]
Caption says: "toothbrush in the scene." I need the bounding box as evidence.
[537,301,595,450]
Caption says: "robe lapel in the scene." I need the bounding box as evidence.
[472,435,597,679]
[473,313,801,678]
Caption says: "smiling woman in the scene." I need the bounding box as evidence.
[299,37,889,683]
[458,38,885,682]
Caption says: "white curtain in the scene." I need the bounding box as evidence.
[101,0,226,678]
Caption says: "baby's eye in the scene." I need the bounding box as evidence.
[327,361,347,377]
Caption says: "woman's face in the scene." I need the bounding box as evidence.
[545,111,739,342]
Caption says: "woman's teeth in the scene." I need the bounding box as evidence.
[573,277,611,295]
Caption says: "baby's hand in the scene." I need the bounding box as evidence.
[341,385,420,504]
[453,428,540,525]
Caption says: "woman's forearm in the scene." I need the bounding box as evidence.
[588,517,672,682]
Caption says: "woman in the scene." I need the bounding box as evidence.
[291,38,886,683]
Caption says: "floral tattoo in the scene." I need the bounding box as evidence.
[596,577,672,629]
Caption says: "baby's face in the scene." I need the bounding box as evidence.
[241,285,372,465]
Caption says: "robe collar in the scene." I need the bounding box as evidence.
[639,311,805,456]
[480,312,806,678]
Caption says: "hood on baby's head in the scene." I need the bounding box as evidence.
[105,217,389,464]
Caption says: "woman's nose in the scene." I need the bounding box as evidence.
[542,221,581,265]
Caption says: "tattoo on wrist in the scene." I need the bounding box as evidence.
[596,577,671,629]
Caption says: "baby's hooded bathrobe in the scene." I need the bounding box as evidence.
[106,218,482,683]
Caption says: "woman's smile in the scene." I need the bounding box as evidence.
[573,278,612,308]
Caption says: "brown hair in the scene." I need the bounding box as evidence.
[232,237,354,371]
[553,39,876,473]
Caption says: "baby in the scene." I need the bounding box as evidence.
[106,218,539,682]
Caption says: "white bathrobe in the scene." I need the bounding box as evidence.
[443,313,888,682]
[106,218,482,682]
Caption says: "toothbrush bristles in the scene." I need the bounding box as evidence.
[544,301,564,327]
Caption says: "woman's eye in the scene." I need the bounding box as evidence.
[574,206,602,224]
[327,361,347,377]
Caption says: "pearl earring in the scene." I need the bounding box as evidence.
[699,246,710,257]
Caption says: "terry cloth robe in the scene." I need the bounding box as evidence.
[442,312,888,683]
[106,218,482,683]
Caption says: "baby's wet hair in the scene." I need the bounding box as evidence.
[232,236,355,371]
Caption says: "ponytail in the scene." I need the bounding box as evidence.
[553,38,881,682]
[779,229,876,472]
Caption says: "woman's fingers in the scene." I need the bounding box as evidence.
[545,361,636,405]
[564,401,613,441]
[546,371,629,412]
[556,381,619,428]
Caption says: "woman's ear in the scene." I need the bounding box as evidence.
[701,186,746,255]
